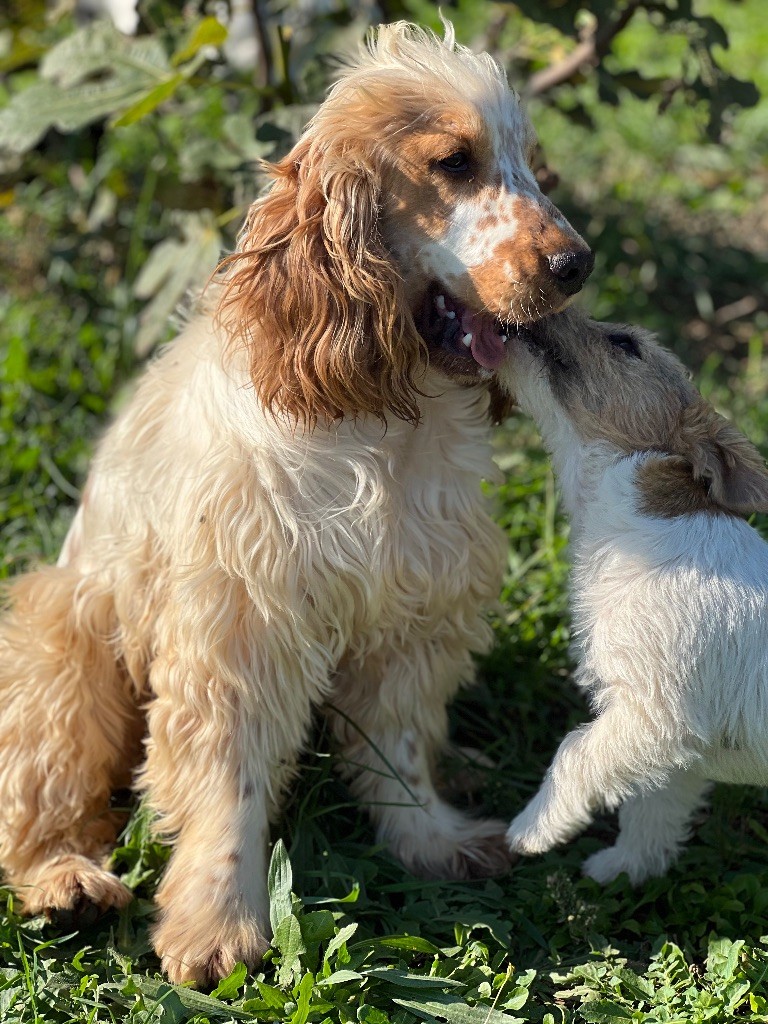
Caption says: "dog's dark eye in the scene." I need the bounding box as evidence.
[437,151,471,174]
[607,331,641,359]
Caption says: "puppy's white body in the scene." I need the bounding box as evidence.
[575,448,768,770]
[502,314,768,885]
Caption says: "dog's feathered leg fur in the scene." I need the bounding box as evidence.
[0,568,139,918]
[331,632,512,881]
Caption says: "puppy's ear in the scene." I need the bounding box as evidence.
[681,403,768,515]
[217,139,424,428]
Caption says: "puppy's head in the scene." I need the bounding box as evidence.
[502,307,768,517]
[217,21,592,428]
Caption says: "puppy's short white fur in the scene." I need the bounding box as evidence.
[499,309,768,885]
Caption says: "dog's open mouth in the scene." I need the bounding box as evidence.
[417,284,510,373]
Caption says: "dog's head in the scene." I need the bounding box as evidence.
[501,307,768,517]
[218,21,592,427]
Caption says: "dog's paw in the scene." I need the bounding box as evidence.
[394,812,516,880]
[155,913,270,987]
[451,820,517,879]
[20,854,132,925]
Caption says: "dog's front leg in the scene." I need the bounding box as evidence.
[330,637,512,880]
[507,701,687,856]
[140,604,316,987]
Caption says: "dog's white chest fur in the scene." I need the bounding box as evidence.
[507,445,768,885]
[62,318,505,686]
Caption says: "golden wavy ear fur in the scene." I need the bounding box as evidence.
[217,137,425,428]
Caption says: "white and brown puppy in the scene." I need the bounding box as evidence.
[0,23,590,986]
[500,308,768,885]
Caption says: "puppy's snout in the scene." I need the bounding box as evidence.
[547,249,594,296]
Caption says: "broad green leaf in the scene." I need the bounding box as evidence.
[211,960,248,1000]
[324,923,358,963]
[0,24,173,154]
[274,915,305,988]
[133,211,222,356]
[172,17,228,67]
[253,980,285,1008]
[268,839,294,934]
[40,23,167,88]
[127,978,256,1019]
[352,935,441,955]
[395,995,524,1024]
[316,970,363,987]
[364,969,464,990]
[112,75,184,127]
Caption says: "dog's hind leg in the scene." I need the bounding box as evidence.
[582,771,711,885]
[0,567,140,920]
[506,699,692,856]
[329,636,513,880]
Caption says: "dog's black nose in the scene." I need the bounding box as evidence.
[547,249,594,296]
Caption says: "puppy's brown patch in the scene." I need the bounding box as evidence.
[635,456,723,519]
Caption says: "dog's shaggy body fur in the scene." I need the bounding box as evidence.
[0,23,591,985]
[500,309,768,885]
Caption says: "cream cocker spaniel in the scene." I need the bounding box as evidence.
[0,22,591,985]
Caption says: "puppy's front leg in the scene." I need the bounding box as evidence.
[507,701,686,856]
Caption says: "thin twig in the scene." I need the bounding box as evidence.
[527,0,645,96]
[250,0,273,89]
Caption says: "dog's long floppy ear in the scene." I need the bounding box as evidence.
[680,402,768,515]
[217,138,424,428]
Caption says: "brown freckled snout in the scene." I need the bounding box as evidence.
[547,249,594,296]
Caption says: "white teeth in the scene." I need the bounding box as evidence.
[446,311,456,319]
[462,333,473,348]
[435,294,446,312]
[501,334,507,343]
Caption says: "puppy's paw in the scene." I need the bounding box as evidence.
[155,912,270,987]
[20,854,132,925]
[506,818,554,856]
[582,846,656,886]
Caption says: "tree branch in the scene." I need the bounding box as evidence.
[527,0,645,96]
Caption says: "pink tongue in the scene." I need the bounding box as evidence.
[460,310,506,369]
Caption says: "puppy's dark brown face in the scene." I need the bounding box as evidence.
[513,310,696,453]
[503,307,768,518]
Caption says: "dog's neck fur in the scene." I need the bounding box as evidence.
[514,380,628,542]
